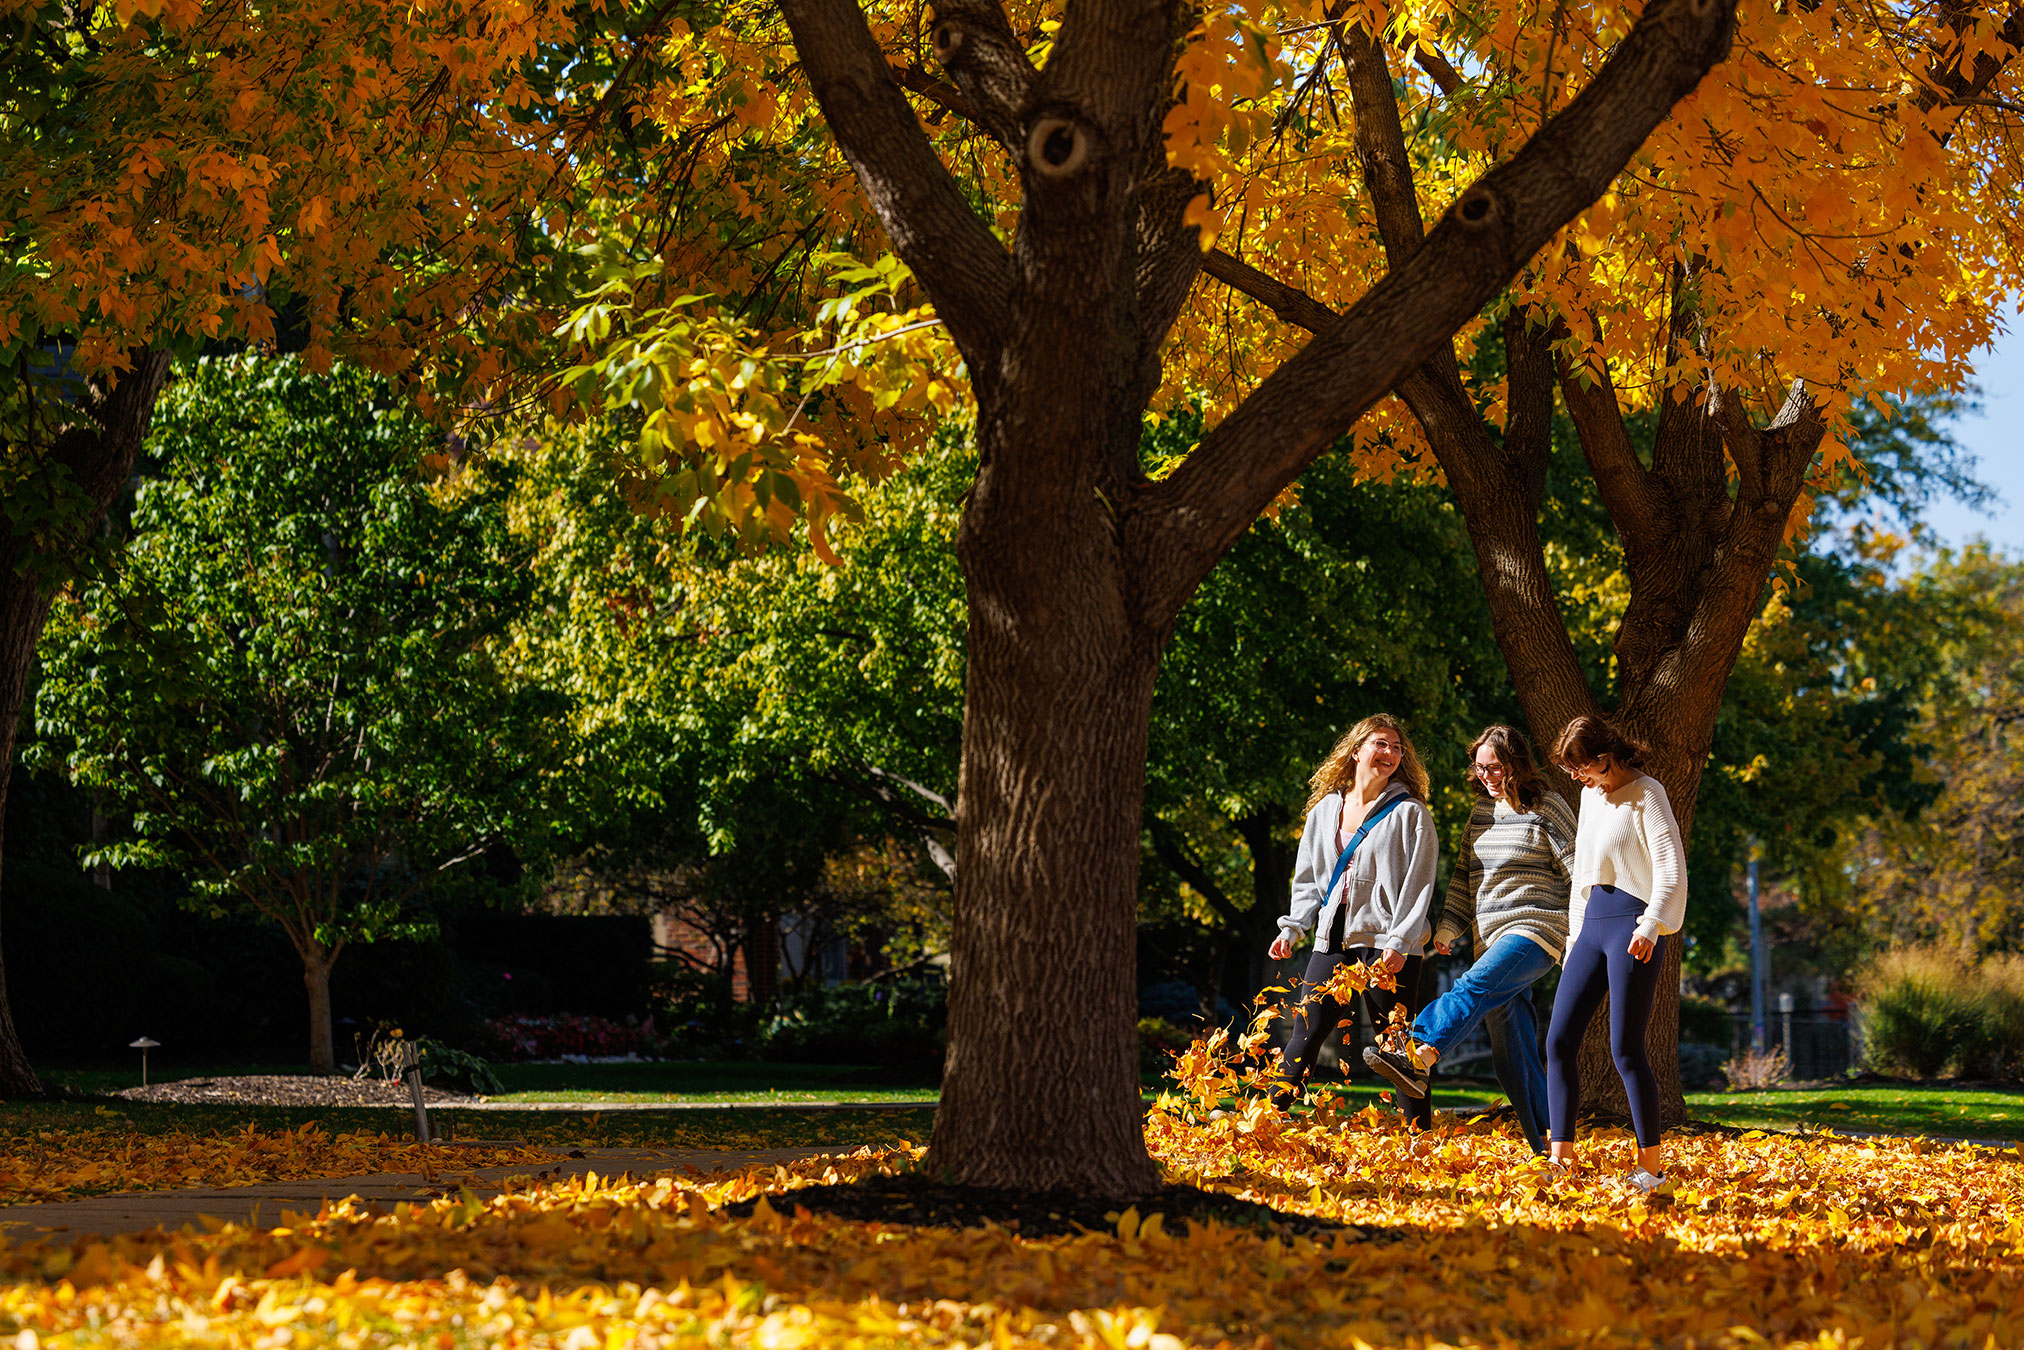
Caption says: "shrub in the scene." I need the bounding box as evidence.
[1856,947,1999,1078]
[1679,994,1735,1047]
[1139,982,1206,1024]
[1720,1044,1789,1090]
[1679,1040,1730,1089]
[1976,954,2024,1079]
[477,1012,657,1061]
[412,1038,504,1095]
[1139,1017,1196,1076]
[648,965,760,1057]
[757,974,947,1069]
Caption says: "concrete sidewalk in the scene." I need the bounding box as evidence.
[0,1145,843,1239]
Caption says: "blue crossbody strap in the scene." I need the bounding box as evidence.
[1323,793,1407,905]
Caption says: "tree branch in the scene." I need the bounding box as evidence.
[1556,349,1659,539]
[777,0,1014,366]
[1338,25,1427,267]
[1413,44,1465,96]
[857,764,959,883]
[1501,308,1558,500]
[924,0,1034,150]
[1134,0,1737,621]
[1148,817,1248,934]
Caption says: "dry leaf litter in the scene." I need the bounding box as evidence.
[0,1117,2012,1349]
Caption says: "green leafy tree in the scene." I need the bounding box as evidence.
[1819,548,2024,959]
[30,357,555,1073]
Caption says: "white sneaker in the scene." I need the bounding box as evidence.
[1627,1168,1674,1195]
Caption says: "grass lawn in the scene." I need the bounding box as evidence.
[36,1057,941,1103]
[1686,1081,2024,1141]
[486,1059,940,1102]
[38,1056,2024,1142]
[1300,1078,1509,1116]
[0,1097,939,1151]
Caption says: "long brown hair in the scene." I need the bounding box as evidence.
[1550,714,1650,772]
[1304,714,1430,813]
[1467,724,1547,811]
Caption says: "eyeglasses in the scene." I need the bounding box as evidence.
[1473,763,1508,779]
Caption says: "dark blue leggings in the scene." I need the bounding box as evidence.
[1546,885,1667,1147]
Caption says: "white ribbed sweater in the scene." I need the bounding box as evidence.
[1568,774,1688,946]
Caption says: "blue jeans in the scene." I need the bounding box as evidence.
[1486,990,1549,1155]
[1412,933,1557,1152]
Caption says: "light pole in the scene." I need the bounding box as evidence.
[1748,839,1766,1054]
[129,1036,159,1087]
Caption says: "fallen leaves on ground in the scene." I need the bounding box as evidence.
[0,1122,550,1203]
[0,1109,2019,1348]
[0,1102,942,1154]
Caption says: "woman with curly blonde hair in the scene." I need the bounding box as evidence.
[1267,714,1438,1126]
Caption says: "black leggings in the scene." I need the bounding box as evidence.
[1275,946,1431,1129]
[1546,885,1667,1147]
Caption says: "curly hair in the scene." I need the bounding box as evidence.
[1304,714,1430,813]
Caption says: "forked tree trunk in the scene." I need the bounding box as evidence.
[784,0,1736,1192]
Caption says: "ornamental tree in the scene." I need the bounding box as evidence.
[30,358,555,1074]
[0,0,603,1091]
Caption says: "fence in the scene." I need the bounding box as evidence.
[1724,1012,1856,1081]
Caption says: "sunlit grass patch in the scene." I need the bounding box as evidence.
[1687,1083,2024,1141]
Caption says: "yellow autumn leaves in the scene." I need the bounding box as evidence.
[0,1114,2017,1348]
[0,1123,546,1204]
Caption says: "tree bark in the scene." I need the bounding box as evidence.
[0,348,174,1097]
[1235,810,1297,997]
[937,496,1168,1193]
[783,0,1736,1191]
[302,940,338,1076]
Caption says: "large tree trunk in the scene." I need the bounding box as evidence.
[0,348,174,1097]
[929,496,1167,1194]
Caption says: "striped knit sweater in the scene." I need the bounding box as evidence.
[1434,789,1577,959]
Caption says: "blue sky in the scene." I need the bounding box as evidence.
[1922,318,2024,554]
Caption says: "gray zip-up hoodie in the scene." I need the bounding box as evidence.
[1279,783,1439,957]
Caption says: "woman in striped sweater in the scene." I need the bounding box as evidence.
[1363,725,1574,1153]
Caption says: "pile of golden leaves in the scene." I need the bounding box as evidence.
[0,1111,2018,1349]
[0,1123,549,1204]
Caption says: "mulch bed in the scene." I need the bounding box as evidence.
[115,1075,474,1108]
[726,1174,1373,1240]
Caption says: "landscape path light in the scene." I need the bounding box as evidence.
[129,1036,160,1087]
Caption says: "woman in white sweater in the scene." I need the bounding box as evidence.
[1544,714,1687,1192]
